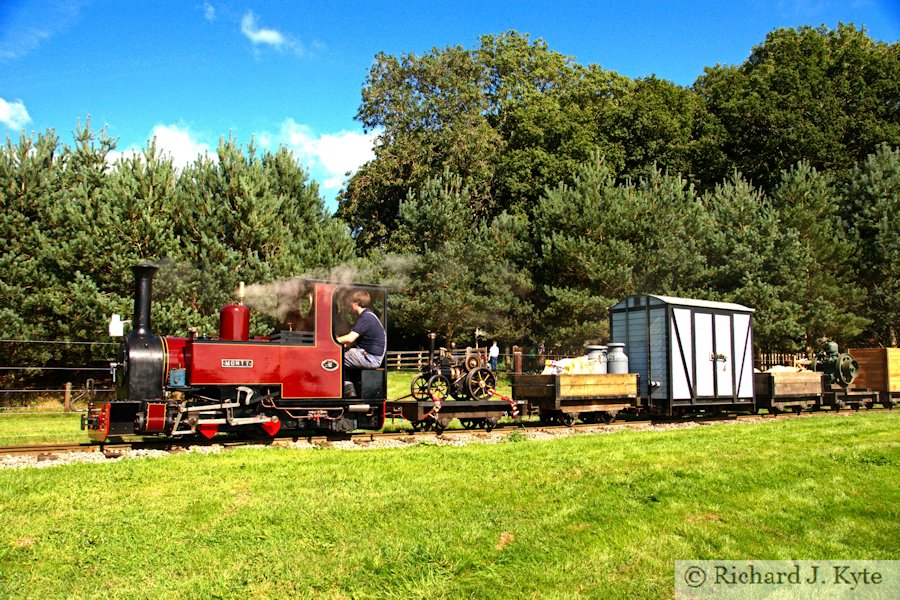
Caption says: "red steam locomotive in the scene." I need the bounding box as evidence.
[82,265,387,442]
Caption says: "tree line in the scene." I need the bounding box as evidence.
[343,24,898,353]
[0,24,897,371]
[0,128,353,367]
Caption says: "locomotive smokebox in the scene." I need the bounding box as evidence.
[132,264,158,335]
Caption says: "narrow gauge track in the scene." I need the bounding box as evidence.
[2,407,893,460]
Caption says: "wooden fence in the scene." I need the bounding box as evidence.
[387,350,808,373]
[756,353,808,371]
[385,349,569,373]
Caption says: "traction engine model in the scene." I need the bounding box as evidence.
[410,333,496,401]
[82,265,387,442]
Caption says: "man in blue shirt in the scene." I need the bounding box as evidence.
[337,290,386,395]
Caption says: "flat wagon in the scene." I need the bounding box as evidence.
[386,398,525,433]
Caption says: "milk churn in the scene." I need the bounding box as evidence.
[607,343,629,374]
[584,345,608,374]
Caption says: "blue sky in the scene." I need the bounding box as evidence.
[1,0,897,211]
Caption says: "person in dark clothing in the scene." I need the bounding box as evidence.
[336,291,386,396]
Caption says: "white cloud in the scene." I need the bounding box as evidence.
[106,119,372,209]
[241,11,286,48]
[203,2,216,21]
[108,124,213,169]
[0,97,31,130]
[152,124,213,168]
[238,10,317,57]
[261,119,376,198]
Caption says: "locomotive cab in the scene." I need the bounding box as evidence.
[332,285,388,402]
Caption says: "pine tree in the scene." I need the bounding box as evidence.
[844,145,900,346]
[772,162,869,350]
[702,174,805,350]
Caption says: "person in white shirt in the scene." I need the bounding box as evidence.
[489,341,500,371]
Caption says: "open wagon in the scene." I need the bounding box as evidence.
[510,372,639,425]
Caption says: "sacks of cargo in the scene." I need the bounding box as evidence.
[542,355,607,375]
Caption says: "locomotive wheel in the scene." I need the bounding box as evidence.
[465,368,496,400]
[411,375,430,401]
[427,374,451,401]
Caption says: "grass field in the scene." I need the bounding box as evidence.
[0,412,85,446]
[1,412,897,598]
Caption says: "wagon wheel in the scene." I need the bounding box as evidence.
[465,367,496,400]
[461,418,479,430]
[464,354,483,370]
[483,417,499,432]
[600,411,617,424]
[560,413,578,427]
[427,374,451,401]
[410,375,430,401]
[433,417,450,434]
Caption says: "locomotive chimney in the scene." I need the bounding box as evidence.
[132,264,158,336]
[428,332,437,367]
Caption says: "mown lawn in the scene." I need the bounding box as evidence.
[0,412,85,446]
[1,412,897,599]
